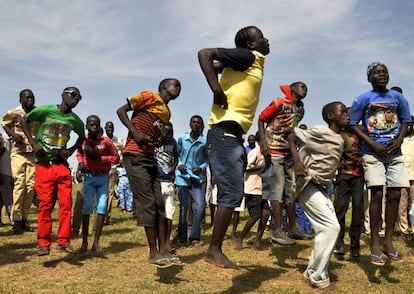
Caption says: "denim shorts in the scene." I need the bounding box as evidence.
[83,173,109,215]
[207,126,246,208]
[362,153,409,188]
[261,154,294,204]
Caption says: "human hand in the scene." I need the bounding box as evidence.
[33,144,47,158]
[385,138,402,157]
[192,167,201,175]
[178,165,187,173]
[213,90,228,109]
[294,162,308,176]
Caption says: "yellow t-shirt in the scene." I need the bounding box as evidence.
[209,50,265,133]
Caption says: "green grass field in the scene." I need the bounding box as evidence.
[0,188,413,293]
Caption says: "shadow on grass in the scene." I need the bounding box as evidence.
[155,264,187,284]
[269,242,309,268]
[42,240,141,268]
[221,264,285,294]
[352,255,401,284]
[0,240,39,265]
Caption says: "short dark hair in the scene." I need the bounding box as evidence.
[86,114,100,124]
[190,114,204,133]
[19,89,33,98]
[322,101,342,124]
[158,78,180,92]
[235,26,259,48]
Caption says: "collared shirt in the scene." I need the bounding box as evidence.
[174,133,208,186]
[2,105,38,153]
[401,135,414,180]
[76,134,120,174]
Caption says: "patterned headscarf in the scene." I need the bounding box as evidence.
[366,62,386,77]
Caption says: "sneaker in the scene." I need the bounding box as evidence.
[398,233,409,241]
[22,220,34,232]
[12,221,24,235]
[303,269,330,289]
[334,246,345,256]
[177,240,187,247]
[351,249,360,258]
[37,246,50,256]
[288,230,307,240]
[312,277,330,289]
[191,240,203,247]
[271,231,296,245]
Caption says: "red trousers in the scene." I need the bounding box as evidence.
[35,163,72,247]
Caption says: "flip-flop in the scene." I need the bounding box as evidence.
[383,251,403,262]
[370,253,386,266]
[150,257,174,268]
[169,256,184,265]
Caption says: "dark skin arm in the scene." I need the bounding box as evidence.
[2,125,24,144]
[350,123,408,158]
[117,103,147,149]
[20,116,84,160]
[20,116,45,157]
[287,131,308,176]
[198,48,228,109]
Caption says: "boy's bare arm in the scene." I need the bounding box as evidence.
[349,125,388,157]
[198,48,227,108]
[385,122,408,156]
[258,120,270,159]
[2,125,23,143]
[20,116,45,157]
[60,134,85,160]
[287,131,307,176]
[117,103,147,147]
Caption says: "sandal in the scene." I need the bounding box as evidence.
[150,257,174,268]
[383,250,403,262]
[370,253,386,266]
[169,256,183,265]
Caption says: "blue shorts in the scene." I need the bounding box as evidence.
[83,173,109,215]
[207,126,246,208]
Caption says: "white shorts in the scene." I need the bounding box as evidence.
[234,196,246,212]
[206,183,218,206]
[362,154,409,188]
[161,182,176,220]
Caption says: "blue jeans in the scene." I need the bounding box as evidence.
[177,184,205,242]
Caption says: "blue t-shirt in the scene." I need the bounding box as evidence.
[349,89,411,154]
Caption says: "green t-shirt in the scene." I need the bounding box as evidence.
[26,104,84,162]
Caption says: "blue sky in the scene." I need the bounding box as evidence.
[1,0,413,168]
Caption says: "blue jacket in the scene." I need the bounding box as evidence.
[174,133,208,186]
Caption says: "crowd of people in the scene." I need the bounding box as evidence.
[0,25,413,290]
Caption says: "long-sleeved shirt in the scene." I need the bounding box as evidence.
[76,134,120,174]
[174,133,208,186]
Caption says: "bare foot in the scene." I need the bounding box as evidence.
[204,251,239,269]
[91,244,104,253]
[233,238,243,251]
[78,243,88,253]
